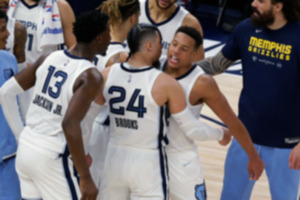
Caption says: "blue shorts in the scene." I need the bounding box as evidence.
[0,156,21,200]
[221,138,300,200]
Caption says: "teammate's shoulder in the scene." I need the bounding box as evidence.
[0,50,15,59]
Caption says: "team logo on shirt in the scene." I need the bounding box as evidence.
[248,36,292,61]
[195,183,207,200]
[3,68,14,80]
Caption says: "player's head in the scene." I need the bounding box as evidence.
[155,0,176,10]
[127,23,162,67]
[272,0,300,22]
[0,9,9,49]
[0,0,9,13]
[251,0,300,27]
[100,0,140,27]
[73,10,110,55]
[167,26,202,69]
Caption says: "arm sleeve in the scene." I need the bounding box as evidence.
[81,102,106,154]
[0,77,25,140]
[171,107,224,141]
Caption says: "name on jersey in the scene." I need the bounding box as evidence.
[115,117,138,130]
[17,20,37,31]
[33,94,63,116]
[248,36,292,61]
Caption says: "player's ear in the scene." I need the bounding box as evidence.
[273,1,283,13]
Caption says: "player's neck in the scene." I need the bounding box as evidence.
[68,44,95,62]
[148,0,178,23]
[127,53,154,68]
[165,63,193,78]
[24,0,39,6]
[110,25,129,43]
[267,13,287,30]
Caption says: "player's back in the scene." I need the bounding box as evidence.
[22,50,94,154]
[103,62,168,149]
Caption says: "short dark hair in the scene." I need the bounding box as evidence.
[175,26,203,51]
[127,23,162,55]
[0,10,8,22]
[272,0,300,22]
[73,10,109,43]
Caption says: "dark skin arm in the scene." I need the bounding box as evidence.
[14,54,49,89]
[62,67,103,200]
[13,21,27,64]
[191,74,264,180]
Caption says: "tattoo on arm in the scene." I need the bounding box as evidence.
[197,52,234,75]
[112,53,121,64]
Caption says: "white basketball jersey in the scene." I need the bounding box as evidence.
[104,62,168,149]
[95,42,127,72]
[20,50,95,154]
[6,17,15,53]
[164,62,205,152]
[139,0,188,57]
[13,1,57,66]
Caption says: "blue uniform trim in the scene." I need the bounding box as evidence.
[176,64,197,80]
[158,106,169,200]
[20,0,39,9]
[145,0,180,26]
[61,147,78,200]
[120,63,153,72]
[64,50,90,61]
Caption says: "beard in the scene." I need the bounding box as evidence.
[251,7,275,27]
[155,0,176,10]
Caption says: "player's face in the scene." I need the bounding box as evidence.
[251,0,275,27]
[0,0,9,13]
[167,32,196,69]
[98,26,111,56]
[0,18,9,49]
[155,0,176,10]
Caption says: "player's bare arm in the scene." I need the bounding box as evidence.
[106,52,129,67]
[15,54,49,89]
[197,51,235,75]
[182,14,204,61]
[58,0,76,48]
[152,72,187,113]
[193,74,265,180]
[13,21,26,63]
[62,68,102,200]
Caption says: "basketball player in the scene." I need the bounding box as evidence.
[139,0,204,60]
[88,0,141,195]
[96,23,230,200]
[7,0,76,119]
[0,10,21,199]
[198,0,300,199]
[0,0,27,67]
[0,11,110,200]
[162,26,264,200]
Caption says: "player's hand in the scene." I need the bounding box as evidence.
[218,127,232,146]
[247,155,264,181]
[289,142,300,169]
[86,154,92,167]
[80,177,98,200]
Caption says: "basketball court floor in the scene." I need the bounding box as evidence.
[196,7,272,199]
